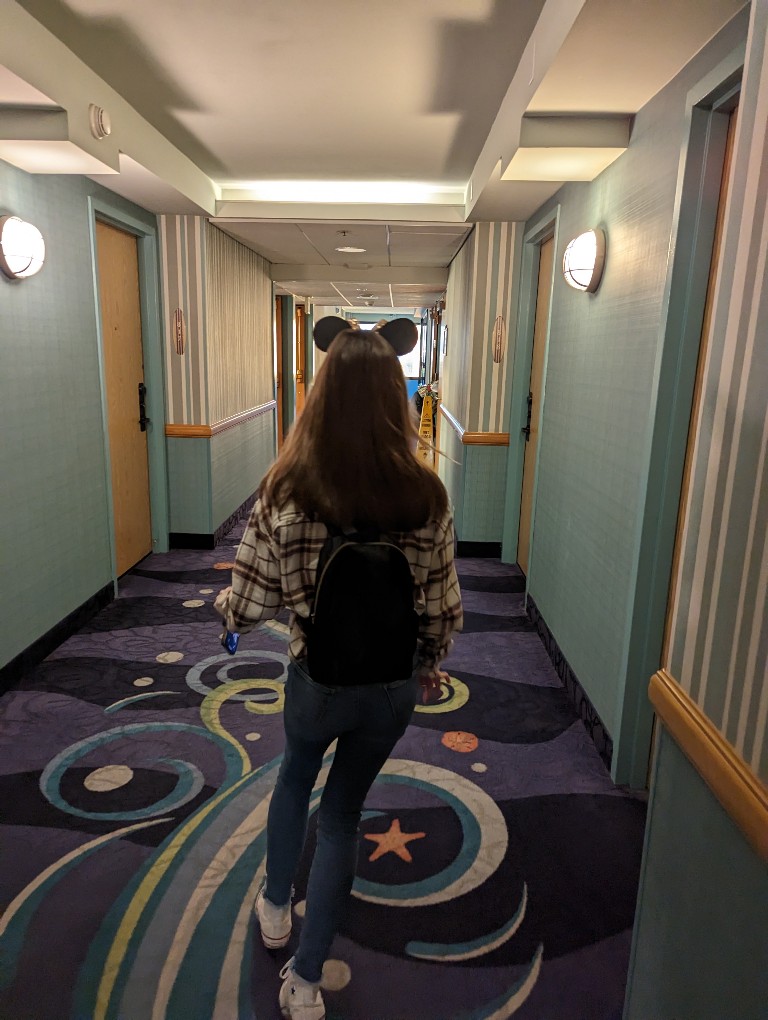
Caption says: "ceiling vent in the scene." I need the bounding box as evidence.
[89,104,112,140]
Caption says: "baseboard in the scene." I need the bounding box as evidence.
[169,532,217,549]
[457,540,502,558]
[527,595,614,770]
[213,492,257,545]
[170,493,258,551]
[0,582,114,691]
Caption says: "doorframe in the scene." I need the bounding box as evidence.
[501,205,560,568]
[87,196,169,587]
[279,293,296,432]
[613,45,744,787]
[274,288,284,447]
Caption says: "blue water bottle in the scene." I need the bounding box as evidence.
[221,630,240,655]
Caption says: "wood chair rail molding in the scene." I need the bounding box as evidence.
[165,400,277,438]
[439,403,510,446]
[649,669,768,863]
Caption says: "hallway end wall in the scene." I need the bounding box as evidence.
[0,159,156,669]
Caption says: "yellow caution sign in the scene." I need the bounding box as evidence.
[417,393,434,463]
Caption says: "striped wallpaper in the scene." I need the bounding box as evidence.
[204,222,273,423]
[667,0,768,784]
[158,218,274,425]
[441,222,521,433]
[158,215,208,425]
[441,229,475,430]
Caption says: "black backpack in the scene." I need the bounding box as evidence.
[302,529,419,686]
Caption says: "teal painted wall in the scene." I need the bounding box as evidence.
[522,11,749,741]
[626,8,768,1016]
[624,727,768,1019]
[462,446,508,542]
[437,428,508,543]
[166,438,212,534]
[0,159,156,668]
[167,412,277,536]
[211,411,277,529]
[437,423,465,535]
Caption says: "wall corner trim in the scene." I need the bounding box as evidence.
[439,403,509,445]
[649,669,768,862]
[165,400,277,438]
[462,431,510,446]
[165,424,212,438]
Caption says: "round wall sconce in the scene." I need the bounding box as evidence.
[562,228,606,292]
[0,215,46,279]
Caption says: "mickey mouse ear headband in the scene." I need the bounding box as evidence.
[313,316,418,357]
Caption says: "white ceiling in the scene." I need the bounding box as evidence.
[0,0,746,309]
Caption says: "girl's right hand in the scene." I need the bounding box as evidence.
[419,667,449,704]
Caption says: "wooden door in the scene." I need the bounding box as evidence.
[517,234,554,575]
[96,220,152,576]
[295,303,306,415]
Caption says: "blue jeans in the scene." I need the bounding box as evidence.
[264,659,419,983]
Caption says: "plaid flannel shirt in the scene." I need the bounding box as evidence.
[221,497,463,670]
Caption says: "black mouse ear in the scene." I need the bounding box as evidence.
[313,315,350,352]
[378,318,419,356]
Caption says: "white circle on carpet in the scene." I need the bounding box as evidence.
[84,765,134,792]
[134,677,154,687]
[182,599,205,608]
[156,651,184,663]
[321,959,351,991]
[245,732,261,742]
[471,763,488,773]
[199,588,214,594]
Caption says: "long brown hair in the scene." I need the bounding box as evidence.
[262,329,448,531]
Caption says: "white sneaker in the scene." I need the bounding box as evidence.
[255,886,292,949]
[278,957,325,1020]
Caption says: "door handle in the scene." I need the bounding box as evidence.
[138,382,150,432]
[521,390,533,441]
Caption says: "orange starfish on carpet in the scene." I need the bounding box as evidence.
[364,818,426,863]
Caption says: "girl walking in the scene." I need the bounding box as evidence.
[216,328,462,1019]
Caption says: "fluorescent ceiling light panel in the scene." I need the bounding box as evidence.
[222,181,465,205]
[502,147,625,182]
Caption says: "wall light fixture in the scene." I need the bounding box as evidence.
[562,228,605,292]
[0,215,46,279]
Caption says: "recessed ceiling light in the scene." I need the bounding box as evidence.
[335,245,366,253]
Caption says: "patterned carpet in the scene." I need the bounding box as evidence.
[0,523,646,1020]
